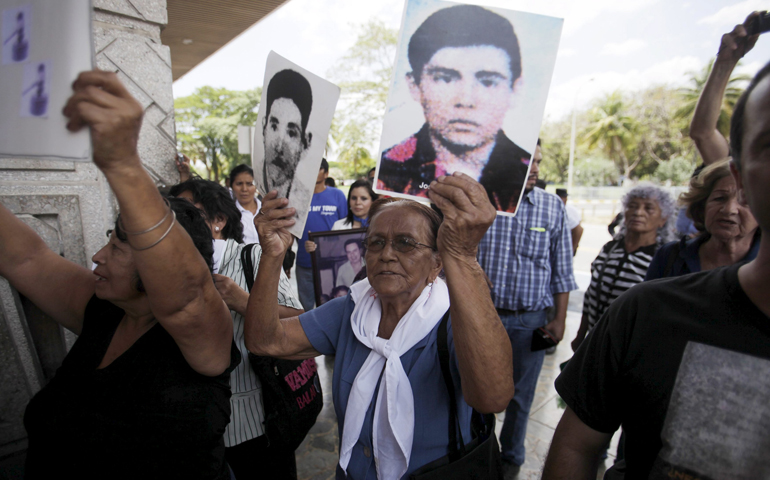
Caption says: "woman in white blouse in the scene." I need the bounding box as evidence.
[230,164,262,244]
[332,179,379,230]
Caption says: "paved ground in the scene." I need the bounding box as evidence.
[292,222,615,480]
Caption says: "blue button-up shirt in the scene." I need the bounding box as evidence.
[478,187,578,312]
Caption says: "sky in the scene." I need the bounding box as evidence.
[172,0,770,124]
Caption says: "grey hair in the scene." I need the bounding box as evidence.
[617,183,677,244]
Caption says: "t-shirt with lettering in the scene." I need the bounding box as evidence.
[297,186,347,268]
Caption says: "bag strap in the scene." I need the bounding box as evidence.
[240,243,256,292]
[662,240,682,278]
[437,310,466,460]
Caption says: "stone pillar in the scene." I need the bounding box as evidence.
[0,0,176,470]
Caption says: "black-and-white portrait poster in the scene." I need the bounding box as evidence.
[0,0,92,161]
[374,0,562,216]
[252,51,341,238]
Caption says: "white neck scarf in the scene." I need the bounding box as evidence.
[339,277,450,480]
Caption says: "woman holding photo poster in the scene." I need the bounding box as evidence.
[230,165,263,245]
[244,173,514,479]
[1,71,238,479]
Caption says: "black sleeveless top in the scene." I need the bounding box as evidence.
[24,296,240,479]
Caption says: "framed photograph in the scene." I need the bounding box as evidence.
[374,0,562,216]
[309,228,367,307]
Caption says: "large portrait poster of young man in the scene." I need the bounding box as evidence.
[374,0,562,216]
[252,51,341,237]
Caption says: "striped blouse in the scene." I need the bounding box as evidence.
[583,237,658,330]
[216,239,302,447]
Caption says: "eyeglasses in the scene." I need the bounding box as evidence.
[363,235,434,253]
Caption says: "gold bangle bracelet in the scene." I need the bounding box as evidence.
[129,210,176,251]
[118,198,172,236]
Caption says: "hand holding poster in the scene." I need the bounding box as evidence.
[252,51,341,238]
[374,0,562,216]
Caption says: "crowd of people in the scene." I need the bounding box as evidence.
[1,7,768,480]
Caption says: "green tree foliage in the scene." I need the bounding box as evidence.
[574,157,618,187]
[541,60,747,188]
[652,155,694,185]
[328,19,397,180]
[675,59,751,138]
[583,91,641,181]
[175,86,261,182]
[328,121,376,179]
[539,111,593,184]
[628,86,694,179]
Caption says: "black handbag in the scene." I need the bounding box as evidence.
[240,244,323,451]
[409,312,504,479]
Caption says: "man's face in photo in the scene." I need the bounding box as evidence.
[409,45,514,151]
[264,97,306,187]
[345,243,361,264]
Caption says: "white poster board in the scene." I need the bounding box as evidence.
[375,0,562,215]
[0,0,92,161]
[252,51,341,237]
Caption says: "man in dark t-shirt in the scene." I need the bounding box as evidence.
[543,60,770,479]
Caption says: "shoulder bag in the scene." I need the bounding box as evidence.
[409,312,503,479]
[240,243,323,451]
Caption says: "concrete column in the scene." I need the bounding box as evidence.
[0,0,176,470]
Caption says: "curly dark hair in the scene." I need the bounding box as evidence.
[229,164,254,188]
[170,179,244,243]
[113,196,214,291]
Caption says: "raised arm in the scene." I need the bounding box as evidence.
[427,173,514,413]
[0,202,94,334]
[690,13,760,165]
[175,153,192,182]
[244,192,319,360]
[63,71,232,376]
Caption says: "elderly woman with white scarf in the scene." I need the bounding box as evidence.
[245,173,514,479]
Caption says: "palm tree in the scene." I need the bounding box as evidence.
[583,91,640,182]
[675,59,750,137]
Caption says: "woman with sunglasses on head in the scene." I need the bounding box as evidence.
[244,173,514,479]
[0,71,237,479]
